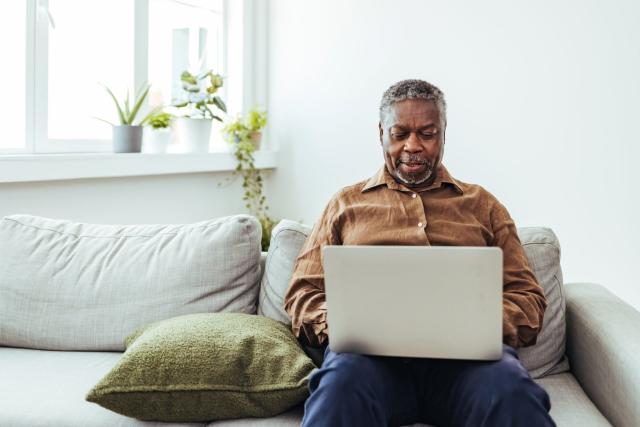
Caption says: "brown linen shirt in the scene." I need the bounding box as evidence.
[284,164,547,349]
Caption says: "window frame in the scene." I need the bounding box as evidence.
[31,0,142,153]
[12,0,248,156]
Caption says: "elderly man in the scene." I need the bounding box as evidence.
[284,79,554,427]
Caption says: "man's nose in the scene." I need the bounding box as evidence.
[403,133,423,152]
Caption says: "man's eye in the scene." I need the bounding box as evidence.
[392,133,407,139]
[419,133,435,139]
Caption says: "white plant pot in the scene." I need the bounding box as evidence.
[210,119,228,152]
[143,128,171,154]
[175,117,212,153]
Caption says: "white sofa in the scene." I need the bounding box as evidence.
[0,215,638,427]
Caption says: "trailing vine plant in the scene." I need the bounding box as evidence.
[222,110,276,251]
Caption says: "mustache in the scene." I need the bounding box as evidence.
[396,155,432,167]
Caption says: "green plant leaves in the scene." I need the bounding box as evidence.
[229,128,274,250]
[100,83,151,126]
[180,70,198,85]
[247,109,267,131]
[123,90,131,124]
[129,85,151,125]
[212,96,227,113]
[221,108,266,146]
[101,84,126,125]
[175,69,226,120]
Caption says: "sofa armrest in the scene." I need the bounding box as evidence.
[565,282,640,427]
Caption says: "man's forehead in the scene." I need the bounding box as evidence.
[391,122,437,129]
[384,100,443,126]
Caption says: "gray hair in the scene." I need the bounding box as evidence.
[379,79,447,123]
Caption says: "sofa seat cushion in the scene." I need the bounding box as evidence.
[205,406,304,427]
[87,313,316,422]
[0,214,262,351]
[536,373,611,426]
[0,346,306,427]
[0,346,609,427]
[203,373,610,427]
[0,347,204,427]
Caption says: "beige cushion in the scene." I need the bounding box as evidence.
[257,220,568,378]
[258,220,312,323]
[0,214,261,351]
[517,227,569,378]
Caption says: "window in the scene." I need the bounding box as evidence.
[0,2,26,152]
[2,0,226,154]
[148,0,224,108]
[47,0,135,143]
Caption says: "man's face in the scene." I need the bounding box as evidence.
[379,99,446,187]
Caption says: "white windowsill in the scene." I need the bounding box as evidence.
[0,150,277,184]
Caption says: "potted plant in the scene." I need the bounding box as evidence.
[222,109,267,150]
[100,83,156,153]
[246,109,268,150]
[173,70,227,153]
[222,109,275,250]
[143,111,172,154]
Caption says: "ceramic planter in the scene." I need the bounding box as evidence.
[249,131,262,150]
[175,118,212,153]
[112,125,143,153]
[144,128,171,154]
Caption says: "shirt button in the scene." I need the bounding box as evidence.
[418,222,423,228]
[411,193,417,198]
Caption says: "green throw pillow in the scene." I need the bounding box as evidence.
[86,313,316,422]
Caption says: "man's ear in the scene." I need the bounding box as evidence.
[442,120,447,146]
[378,121,383,145]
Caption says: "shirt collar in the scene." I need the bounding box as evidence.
[362,164,464,194]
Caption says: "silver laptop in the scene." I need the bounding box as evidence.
[322,246,503,360]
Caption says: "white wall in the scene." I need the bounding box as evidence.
[0,172,252,224]
[267,0,640,308]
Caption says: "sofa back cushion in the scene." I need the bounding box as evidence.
[258,220,568,378]
[258,220,313,323]
[517,227,569,378]
[0,214,261,351]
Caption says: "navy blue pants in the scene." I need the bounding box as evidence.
[302,345,554,427]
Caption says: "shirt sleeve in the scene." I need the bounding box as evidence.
[283,194,342,347]
[490,200,548,348]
